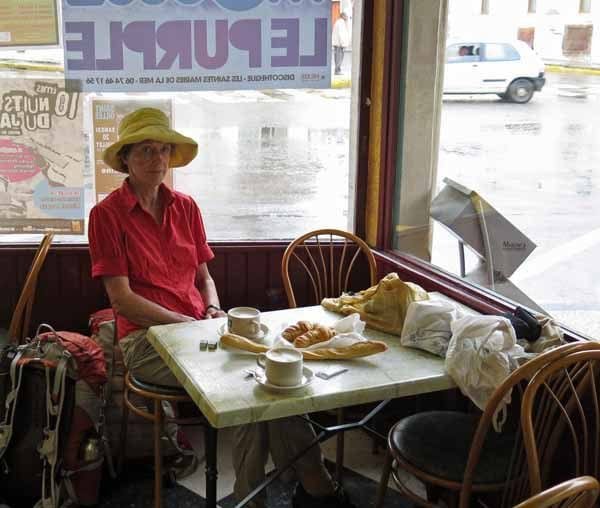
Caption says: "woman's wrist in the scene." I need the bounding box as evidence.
[206,304,221,313]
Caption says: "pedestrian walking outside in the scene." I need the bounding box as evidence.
[332,11,350,75]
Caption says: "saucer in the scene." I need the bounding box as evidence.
[254,366,314,392]
[217,322,269,342]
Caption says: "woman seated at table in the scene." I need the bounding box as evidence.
[88,108,355,508]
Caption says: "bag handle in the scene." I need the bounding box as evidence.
[33,323,60,342]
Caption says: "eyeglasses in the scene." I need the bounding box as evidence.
[130,143,173,162]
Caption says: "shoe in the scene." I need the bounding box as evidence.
[292,482,356,508]
[167,453,199,480]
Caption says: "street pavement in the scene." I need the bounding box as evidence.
[436,72,600,337]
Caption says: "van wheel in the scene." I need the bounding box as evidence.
[507,79,534,103]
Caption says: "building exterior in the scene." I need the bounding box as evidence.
[448,0,600,66]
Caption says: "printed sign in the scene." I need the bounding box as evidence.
[62,0,331,92]
[0,0,59,48]
[0,79,84,234]
[92,99,173,203]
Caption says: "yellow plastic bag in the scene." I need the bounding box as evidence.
[321,272,429,336]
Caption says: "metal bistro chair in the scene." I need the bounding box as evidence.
[119,370,209,508]
[281,228,377,309]
[7,233,54,344]
[520,348,600,500]
[281,228,378,480]
[513,476,600,508]
[375,342,600,508]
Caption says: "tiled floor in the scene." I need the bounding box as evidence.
[98,426,423,507]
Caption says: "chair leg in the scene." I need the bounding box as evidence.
[154,399,163,508]
[335,407,345,482]
[118,389,130,474]
[374,451,392,508]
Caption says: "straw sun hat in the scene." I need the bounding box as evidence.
[102,108,198,173]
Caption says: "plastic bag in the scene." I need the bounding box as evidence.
[400,299,466,357]
[445,315,524,429]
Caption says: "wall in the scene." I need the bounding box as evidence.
[448,0,600,66]
[393,0,448,259]
[0,243,373,337]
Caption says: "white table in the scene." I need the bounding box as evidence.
[147,305,456,507]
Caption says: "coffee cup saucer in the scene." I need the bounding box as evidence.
[217,322,269,342]
[254,366,314,392]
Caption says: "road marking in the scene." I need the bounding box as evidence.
[512,227,600,283]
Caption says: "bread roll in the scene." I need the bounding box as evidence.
[293,325,336,348]
[281,320,314,341]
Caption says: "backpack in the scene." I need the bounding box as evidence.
[0,324,109,508]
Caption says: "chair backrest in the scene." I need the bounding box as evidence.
[513,476,600,508]
[458,341,600,508]
[281,229,377,308]
[521,348,600,496]
[8,234,54,344]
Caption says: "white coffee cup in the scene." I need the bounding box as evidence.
[257,347,303,387]
[228,306,262,339]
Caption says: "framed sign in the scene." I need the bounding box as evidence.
[63,0,331,92]
[92,99,173,204]
[0,0,60,48]
[0,79,84,234]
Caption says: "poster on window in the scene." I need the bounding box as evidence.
[0,79,84,234]
[62,0,331,92]
[0,0,59,48]
[92,99,173,204]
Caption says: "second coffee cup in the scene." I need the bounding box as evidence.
[257,347,303,386]
[227,306,262,339]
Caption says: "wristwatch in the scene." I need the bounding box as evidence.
[206,304,222,313]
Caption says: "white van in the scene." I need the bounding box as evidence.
[444,40,546,103]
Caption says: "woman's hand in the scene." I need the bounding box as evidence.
[204,305,227,319]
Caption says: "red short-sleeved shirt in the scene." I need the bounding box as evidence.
[88,179,214,340]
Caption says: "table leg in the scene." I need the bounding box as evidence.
[335,408,345,482]
[205,425,218,508]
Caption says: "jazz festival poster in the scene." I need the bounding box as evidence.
[0,79,84,234]
[62,0,331,92]
[0,0,60,48]
[92,99,173,203]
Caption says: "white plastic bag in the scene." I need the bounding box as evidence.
[400,300,466,357]
[445,315,524,429]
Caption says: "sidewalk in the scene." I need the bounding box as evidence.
[545,60,600,75]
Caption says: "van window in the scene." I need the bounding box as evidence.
[483,43,520,61]
[446,43,482,63]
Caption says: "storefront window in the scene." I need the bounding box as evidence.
[430,4,600,337]
[0,1,360,243]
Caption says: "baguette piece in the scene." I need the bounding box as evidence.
[301,340,387,360]
[220,332,387,360]
[220,333,269,354]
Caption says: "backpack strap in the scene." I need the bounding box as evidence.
[0,347,26,463]
[36,352,71,508]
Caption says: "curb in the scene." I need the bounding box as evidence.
[545,64,600,76]
[332,77,351,89]
[0,61,63,73]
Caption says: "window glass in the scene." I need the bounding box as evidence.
[394,1,600,340]
[447,43,481,63]
[483,43,520,61]
[0,6,360,244]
